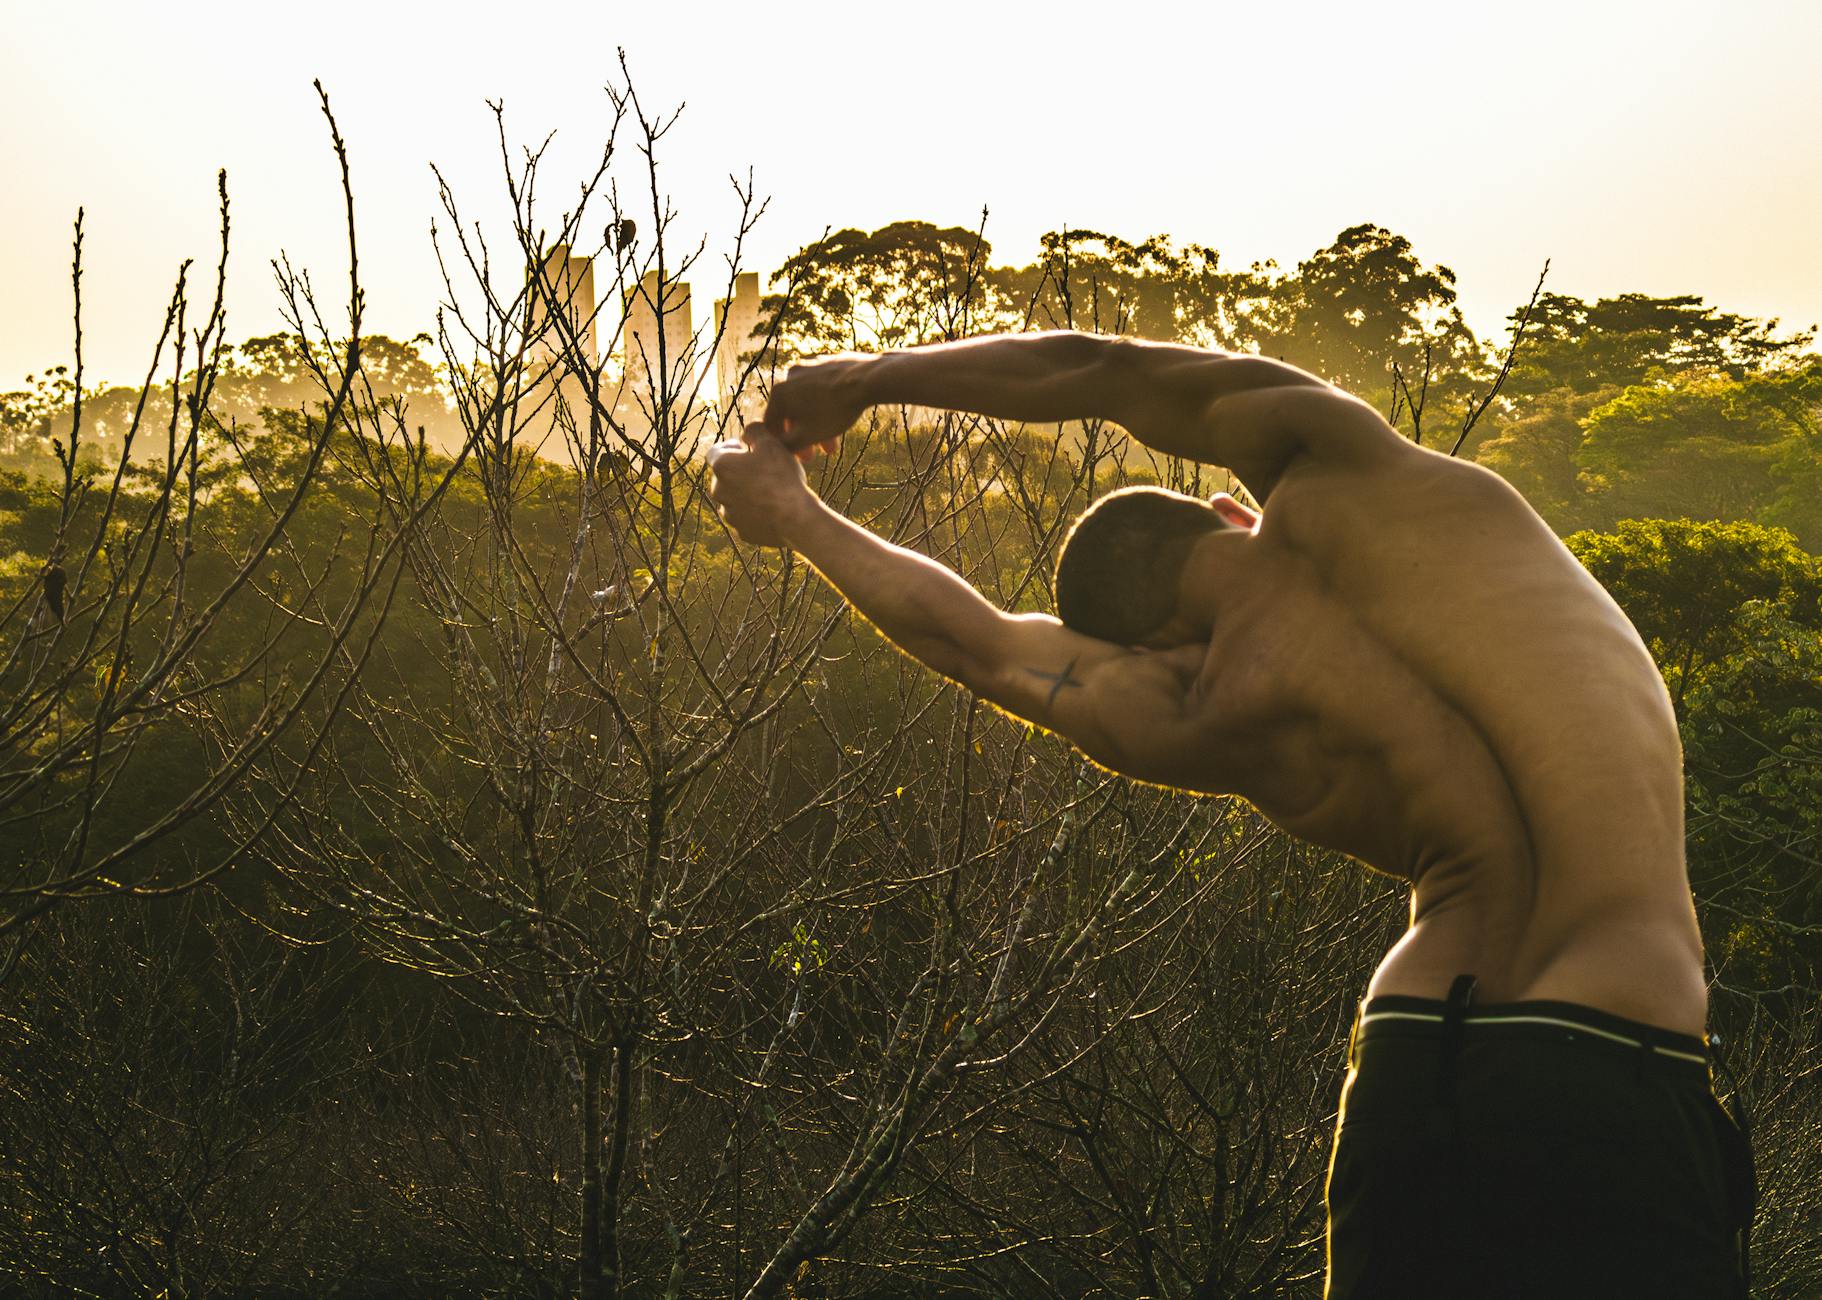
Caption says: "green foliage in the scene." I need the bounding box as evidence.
[1578,367,1820,532]
[770,921,828,975]
[1567,518,1821,707]
[1475,386,1618,528]
[0,332,460,478]
[1504,292,1814,401]
[1681,603,1822,988]
[1244,223,1480,401]
[766,221,995,356]
[1477,358,1822,541]
[991,228,1254,345]
[0,367,79,475]
[1470,291,1815,535]
[764,221,1491,425]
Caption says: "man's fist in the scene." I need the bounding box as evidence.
[764,353,872,456]
[705,425,813,548]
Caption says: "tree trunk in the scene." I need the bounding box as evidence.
[579,1048,605,1300]
[602,1036,635,1299]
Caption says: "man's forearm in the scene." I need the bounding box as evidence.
[781,497,988,685]
[853,332,1130,426]
[849,331,1327,464]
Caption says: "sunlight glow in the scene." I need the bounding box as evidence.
[2,0,1818,385]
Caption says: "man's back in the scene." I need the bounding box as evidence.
[1249,435,1705,1032]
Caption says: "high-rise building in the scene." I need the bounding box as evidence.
[524,244,603,458]
[613,269,702,447]
[529,244,599,367]
[712,272,768,430]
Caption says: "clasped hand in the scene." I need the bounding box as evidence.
[705,424,812,548]
[764,352,869,457]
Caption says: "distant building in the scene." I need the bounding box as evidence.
[525,244,603,457]
[712,272,769,431]
[527,251,769,458]
[530,244,600,367]
[613,269,701,448]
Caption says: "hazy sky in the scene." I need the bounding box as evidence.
[4,0,1819,389]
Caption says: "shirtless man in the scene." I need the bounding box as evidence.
[705,332,1754,1298]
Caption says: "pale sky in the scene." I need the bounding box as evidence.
[4,0,1819,390]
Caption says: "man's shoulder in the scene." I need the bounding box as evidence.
[1263,385,1413,467]
[1264,438,1532,547]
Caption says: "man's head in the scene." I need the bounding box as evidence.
[1055,486,1252,646]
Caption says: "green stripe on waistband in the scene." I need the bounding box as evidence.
[1357,1009,1710,1065]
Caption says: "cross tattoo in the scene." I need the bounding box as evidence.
[1025,657,1083,709]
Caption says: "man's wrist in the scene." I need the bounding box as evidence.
[778,491,834,552]
[847,351,893,408]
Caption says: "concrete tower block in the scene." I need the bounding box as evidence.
[523,245,607,463]
[713,271,767,429]
[530,244,599,367]
[614,270,705,448]
[618,270,693,390]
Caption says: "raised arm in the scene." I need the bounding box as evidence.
[765,331,1407,503]
[706,429,1215,786]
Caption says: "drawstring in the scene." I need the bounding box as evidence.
[1426,973,1478,1143]
[1426,974,1479,1282]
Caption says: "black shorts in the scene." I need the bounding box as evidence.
[1325,981,1755,1299]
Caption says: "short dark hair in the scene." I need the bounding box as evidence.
[1054,487,1224,643]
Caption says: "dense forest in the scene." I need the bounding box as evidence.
[2,85,1818,1298]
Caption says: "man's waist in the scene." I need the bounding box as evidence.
[1381,885,1707,1035]
[1356,992,1711,1071]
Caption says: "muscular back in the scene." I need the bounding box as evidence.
[1246,438,1705,1031]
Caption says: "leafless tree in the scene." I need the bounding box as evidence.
[0,85,446,982]
[227,66,848,1298]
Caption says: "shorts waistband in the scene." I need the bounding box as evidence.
[1357,994,1710,1067]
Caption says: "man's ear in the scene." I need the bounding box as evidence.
[1209,492,1260,531]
